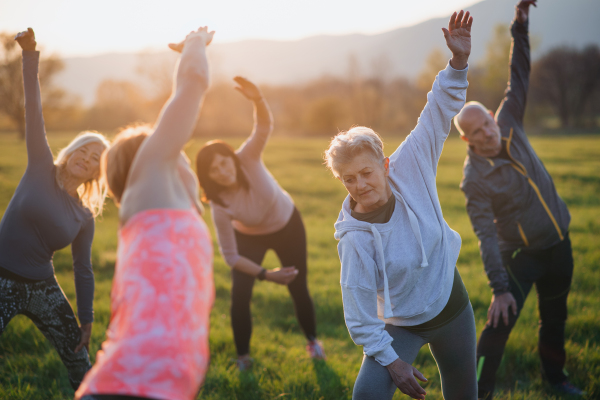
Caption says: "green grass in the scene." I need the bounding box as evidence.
[0,132,599,399]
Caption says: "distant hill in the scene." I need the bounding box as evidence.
[54,0,600,105]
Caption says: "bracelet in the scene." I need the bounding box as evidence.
[256,268,267,281]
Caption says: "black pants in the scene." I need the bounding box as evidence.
[0,274,92,390]
[232,207,317,356]
[477,233,573,398]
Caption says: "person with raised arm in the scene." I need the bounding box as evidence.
[195,76,324,370]
[454,1,584,397]
[324,11,477,400]
[75,27,215,400]
[0,28,110,390]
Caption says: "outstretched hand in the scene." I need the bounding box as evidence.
[168,26,215,53]
[14,28,36,51]
[266,266,298,285]
[233,76,263,101]
[516,0,537,24]
[442,11,473,70]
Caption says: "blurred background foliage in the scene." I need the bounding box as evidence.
[1,24,599,139]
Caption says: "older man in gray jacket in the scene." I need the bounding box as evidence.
[454,1,583,398]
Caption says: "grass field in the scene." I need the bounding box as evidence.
[0,132,598,399]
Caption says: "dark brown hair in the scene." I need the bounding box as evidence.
[196,140,249,207]
[101,125,151,205]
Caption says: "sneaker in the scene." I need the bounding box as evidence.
[236,354,253,371]
[552,381,586,396]
[306,339,326,360]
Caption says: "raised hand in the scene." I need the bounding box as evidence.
[168,26,215,53]
[233,76,263,101]
[442,11,473,70]
[516,0,537,24]
[14,27,36,51]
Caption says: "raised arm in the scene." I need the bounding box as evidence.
[234,77,274,160]
[389,11,472,175]
[139,27,214,164]
[497,1,535,124]
[15,28,54,170]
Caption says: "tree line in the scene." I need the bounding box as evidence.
[1,25,599,140]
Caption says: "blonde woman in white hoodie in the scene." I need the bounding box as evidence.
[324,11,476,400]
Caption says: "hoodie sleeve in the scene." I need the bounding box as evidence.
[389,63,468,177]
[338,235,398,366]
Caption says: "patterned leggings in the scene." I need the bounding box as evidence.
[0,274,92,390]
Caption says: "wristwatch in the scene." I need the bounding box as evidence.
[256,268,267,281]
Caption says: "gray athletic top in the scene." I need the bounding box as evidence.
[0,51,95,324]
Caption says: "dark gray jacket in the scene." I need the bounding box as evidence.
[460,19,570,295]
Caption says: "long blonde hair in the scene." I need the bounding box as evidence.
[55,131,111,217]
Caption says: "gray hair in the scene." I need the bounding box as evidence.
[324,126,385,177]
[454,101,490,136]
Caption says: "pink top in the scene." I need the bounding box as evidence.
[75,208,214,400]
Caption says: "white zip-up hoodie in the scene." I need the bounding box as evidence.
[334,63,468,366]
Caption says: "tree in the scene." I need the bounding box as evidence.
[0,32,64,139]
[530,45,600,129]
[417,47,449,93]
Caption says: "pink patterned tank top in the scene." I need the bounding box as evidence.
[75,208,214,400]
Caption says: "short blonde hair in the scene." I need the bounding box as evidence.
[324,126,385,178]
[55,131,110,217]
[101,125,152,206]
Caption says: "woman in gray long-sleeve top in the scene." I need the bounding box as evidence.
[0,28,109,390]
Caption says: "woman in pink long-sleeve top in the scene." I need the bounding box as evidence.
[196,77,324,370]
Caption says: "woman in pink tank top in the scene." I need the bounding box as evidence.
[75,26,215,400]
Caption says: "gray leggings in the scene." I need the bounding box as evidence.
[353,304,477,400]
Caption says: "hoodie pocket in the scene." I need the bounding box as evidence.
[517,222,529,247]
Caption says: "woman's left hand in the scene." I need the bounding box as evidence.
[74,322,92,353]
[442,10,473,70]
[233,76,263,101]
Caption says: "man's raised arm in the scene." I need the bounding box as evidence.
[497,0,536,124]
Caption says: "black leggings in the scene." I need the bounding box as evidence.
[232,207,317,356]
[477,233,573,397]
[0,274,92,390]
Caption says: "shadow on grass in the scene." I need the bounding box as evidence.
[236,369,266,400]
[312,359,349,399]
[250,289,347,341]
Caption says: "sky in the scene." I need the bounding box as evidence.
[1,0,479,57]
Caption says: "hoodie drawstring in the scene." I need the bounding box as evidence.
[398,194,429,268]
[370,226,394,319]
